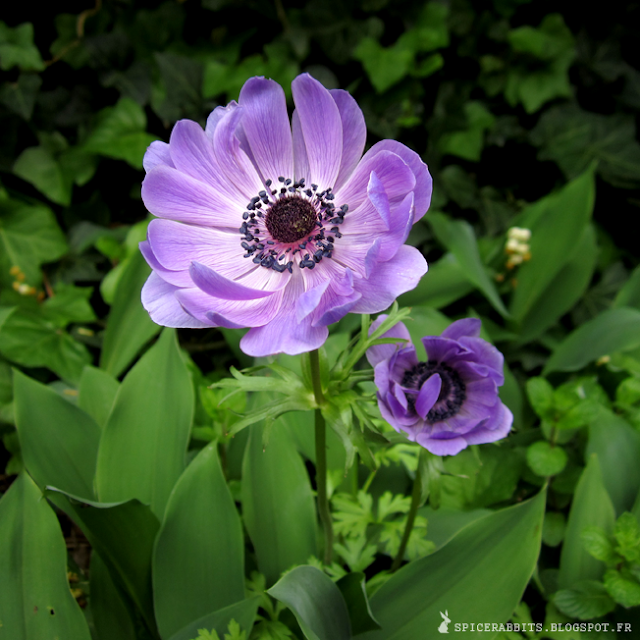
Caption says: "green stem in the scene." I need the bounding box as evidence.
[309,349,333,565]
[391,459,423,572]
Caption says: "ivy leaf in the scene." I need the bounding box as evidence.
[0,21,44,71]
[0,73,41,119]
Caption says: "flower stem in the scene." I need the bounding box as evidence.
[391,455,423,572]
[309,349,333,565]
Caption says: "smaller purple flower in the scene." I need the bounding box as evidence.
[366,316,512,456]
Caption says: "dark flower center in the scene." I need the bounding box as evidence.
[402,361,466,422]
[265,195,317,243]
[238,177,349,273]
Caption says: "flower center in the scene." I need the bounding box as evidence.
[402,361,466,422]
[265,195,317,243]
[238,177,349,273]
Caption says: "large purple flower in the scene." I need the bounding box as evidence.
[366,317,512,456]
[139,74,431,356]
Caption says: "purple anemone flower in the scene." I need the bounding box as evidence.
[139,73,431,356]
[366,317,512,456]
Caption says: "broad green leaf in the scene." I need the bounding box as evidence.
[428,212,509,317]
[83,97,156,168]
[90,553,138,640]
[0,473,91,640]
[558,454,616,589]
[544,307,640,374]
[152,52,203,123]
[45,488,160,638]
[42,283,96,328]
[543,512,566,547]
[267,566,352,640]
[97,329,194,519]
[418,507,492,552]
[168,597,260,640]
[359,491,546,640]
[510,168,595,323]
[586,408,640,515]
[100,249,161,377]
[13,146,71,206]
[0,72,41,119]
[78,366,119,428]
[0,308,92,384]
[516,224,598,344]
[0,21,44,71]
[397,253,474,309]
[14,369,100,499]
[153,443,245,639]
[336,572,381,635]
[439,102,495,162]
[0,198,67,287]
[242,422,317,586]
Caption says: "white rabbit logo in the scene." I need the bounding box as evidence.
[438,610,451,634]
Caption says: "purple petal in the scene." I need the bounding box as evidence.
[442,318,482,340]
[465,378,499,406]
[421,336,468,364]
[366,315,412,367]
[176,287,283,327]
[239,77,293,181]
[335,150,416,213]
[368,172,390,230]
[292,110,311,185]
[416,374,442,420]
[312,272,361,327]
[417,433,469,456]
[350,245,428,314]
[139,240,192,288]
[142,165,245,227]
[141,273,211,328]
[212,104,264,200]
[239,269,327,356]
[292,73,342,189]
[365,140,432,221]
[385,390,418,427]
[296,279,330,322]
[459,336,505,382]
[205,102,236,142]
[189,262,283,300]
[143,140,174,173]
[463,403,513,445]
[329,89,366,192]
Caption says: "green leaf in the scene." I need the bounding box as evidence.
[83,98,156,168]
[241,422,317,586]
[168,598,260,640]
[42,283,96,327]
[100,248,161,377]
[615,265,640,310]
[78,365,119,429]
[45,488,160,638]
[397,253,474,309]
[267,566,352,640]
[14,369,100,499]
[96,329,194,519]
[531,104,640,189]
[335,572,381,635]
[90,553,138,640]
[544,307,640,375]
[353,37,414,94]
[508,14,574,61]
[580,526,618,564]
[153,443,245,638]
[586,409,640,515]
[428,212,509,317]
[554,580,615,620]
[526,377,555,420]
[417,506,492,552]
[439,102,495,162]
[358,491,545,640]
[516,224,598,344]
[603,569,640,608]
[0,308,92,384]
[558,454,616,589]
[13,146,71,206]
[152,52,203,123]
[0,21,44,71]
[510,167,595,324]
[0,198,67,288]
[0,72,41,119]
[614,512,640,563]
[0,473,91,640]
[526,441,567,477]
